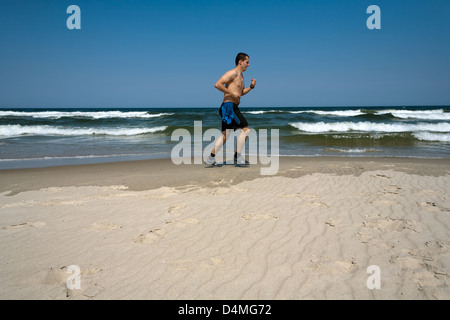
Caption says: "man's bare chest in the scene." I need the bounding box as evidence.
[228,76,244,89]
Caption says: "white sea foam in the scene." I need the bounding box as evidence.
[0,125,168,137]
[0,110,173,119]
[245,110,269,115]
[244,110,280,114]
[324,148,380,153]
[267,108,448,119]
[376,109,450,120]
[0,153,162,162]
[238,108,449,119]
[288,110,364,116]
[413,132,450,142]
[244,109,363,116]
[289,121,450,133]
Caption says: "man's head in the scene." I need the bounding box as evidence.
[235,52,250,71]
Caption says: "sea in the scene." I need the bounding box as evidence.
[0,106,449,169]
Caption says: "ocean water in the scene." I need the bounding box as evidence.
[0,106,449,169]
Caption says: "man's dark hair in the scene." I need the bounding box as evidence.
[235,52,249,66]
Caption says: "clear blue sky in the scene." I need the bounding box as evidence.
[0,0,449,108]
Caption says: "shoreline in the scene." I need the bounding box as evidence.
[1,156,449,195]
[2,152,448,171]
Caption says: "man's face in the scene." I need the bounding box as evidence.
[240,57,250,71]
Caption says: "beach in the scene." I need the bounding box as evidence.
[0,156,449,299]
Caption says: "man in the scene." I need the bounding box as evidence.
[205,52,256,165]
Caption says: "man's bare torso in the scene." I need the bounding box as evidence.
[223,71,244,105]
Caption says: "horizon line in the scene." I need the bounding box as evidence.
[1,104,450,110]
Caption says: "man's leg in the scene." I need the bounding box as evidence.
[234,127,250,164]
[211,129,231,155]
[236,127,250,154]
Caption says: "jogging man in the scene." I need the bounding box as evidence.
[205,52,256,165]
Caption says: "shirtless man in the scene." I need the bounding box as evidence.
[205,52,256,165]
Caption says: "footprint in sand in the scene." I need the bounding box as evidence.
[389,255,425,270]
[415,189,443,197]
[88,222,122,231]
[198,187,249,196]
[43,266,71,285]
[165,218,199,228]
[283,194,328,208]
[44,265,104,299]
[241,213,278,221]
[209,256,224,267]
[170,256,224,271]
[362,218,418,232]
[210,179,227,186]
[44,265,103,285]
[425,240,447,250]
[325,220,338,227]
[355,231,374,244]
[334,259,358,273]
[2,221,46,230]
[373,174,392,179]
[369,199,398,206]
[200,257,225,270]
[171,259,191,271]
[390,247,449,296]
[168,204,187,216]
[134,228,167,243]
[383,185,401,194]
[283,193,319,200]
[307,256,358,274]
[82,267,103,275]
[418,201,449,213]
[300,201,328,208]
[134,218,199,244]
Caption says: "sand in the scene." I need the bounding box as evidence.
[0,157,449,299]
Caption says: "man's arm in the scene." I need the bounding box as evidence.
[241,78,256,96]
[214,70,240,99]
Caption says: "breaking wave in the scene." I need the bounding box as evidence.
[0,124,168,137]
